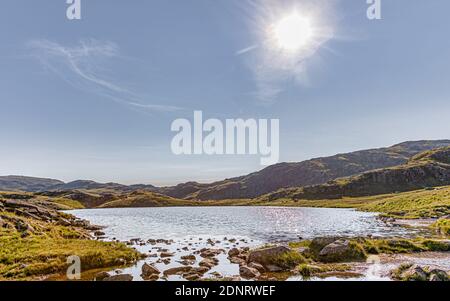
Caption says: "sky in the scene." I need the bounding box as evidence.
[0,0,449,186]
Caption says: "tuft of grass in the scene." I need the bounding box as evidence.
[297,263,351,278]
[431,219,450,236]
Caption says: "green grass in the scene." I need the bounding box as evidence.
[252,186,450,219]
[430,219,450,236]
[48,198,85,210]
[272,251,307,269]
[0,212,141,280]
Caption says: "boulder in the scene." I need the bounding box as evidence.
[94,271,110,281]
[309,237,340,255]
[247,246,291,267]
[228,248,240,257]
[318,240,366,263]
[428,269,449,281]
[229,257,245,265]
[400,265,428,281]
[141,263,160,278]
[239,266,261,279]
[103,274,133,281]
[248,262,266,273]
[163,266,193,276]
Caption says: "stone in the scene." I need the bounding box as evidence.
[247,246,291,267]
[94,231,105,237]
[318,240,366,263]
[103,274,133,281]
[181,254,196,261]
[248,262,266,273]
[163,266,193,276]
[400,265,428,281]
[428,269,449,281]
[239,266,261,279]
[94,271,110,281]
[160,251,175,258]
[184,273,201,281]
[199,258,218,269]
[229,257,245,265]
[228,248,240,257]
[141,263,160,278]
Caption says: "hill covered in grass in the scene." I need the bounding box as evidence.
[261,147,450,202]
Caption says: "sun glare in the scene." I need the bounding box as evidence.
[273,13,313,52]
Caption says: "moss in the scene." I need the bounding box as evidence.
[390,263,414,280]
[288,240,311,248]
[0,210,141,280]
[297,263,351,278]
[431,219,450,236]
[357,238,449,254]
[272,251,307,269]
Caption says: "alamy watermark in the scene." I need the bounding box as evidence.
[367,0,382,20]
[66,255,81,280]
[171,111,280,166]
[66,0,81,20]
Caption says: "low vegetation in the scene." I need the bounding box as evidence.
[0,202,141,280]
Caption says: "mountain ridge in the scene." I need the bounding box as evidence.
[1,140,449,200]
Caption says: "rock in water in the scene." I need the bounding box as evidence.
[103,274,133,281]
[400,265,428,281]
[141,263,160,278]
[428,269,449,281]
[318,239,366,263]
[247,246,291,267]
[239,266,261,279]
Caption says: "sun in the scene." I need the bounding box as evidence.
[272,13,313,52]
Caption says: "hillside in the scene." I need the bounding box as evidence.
[162,140,450,200]
[0,176,63,192]
[98,191,199,208]
[261,147,450,201]
[1,140,449,201]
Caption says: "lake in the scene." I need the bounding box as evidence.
[68,206,422,281]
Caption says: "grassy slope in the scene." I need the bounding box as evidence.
[0,211,140,280]
[251,186,450,219]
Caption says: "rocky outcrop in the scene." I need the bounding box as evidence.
[392,264,449,281]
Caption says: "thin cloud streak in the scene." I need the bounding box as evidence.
[27,39,184,113]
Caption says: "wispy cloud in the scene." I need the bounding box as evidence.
[27,39,184,113]
[235,45,259,56]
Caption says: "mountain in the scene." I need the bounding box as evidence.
[0,176,64,192]
[1,140,449,200]
[261,147,450,201]
[160,140,450,200]
[50,180,129,191]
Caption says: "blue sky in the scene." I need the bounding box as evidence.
[0,0,449,185]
